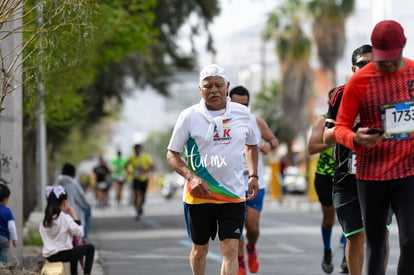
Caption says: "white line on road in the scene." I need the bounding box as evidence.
[179,239,222,263]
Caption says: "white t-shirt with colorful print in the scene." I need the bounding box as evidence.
[249,115,266,189]
[168,97,258,204]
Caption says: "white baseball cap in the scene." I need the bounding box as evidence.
[199,64,228,86]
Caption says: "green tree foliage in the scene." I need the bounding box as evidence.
[142,128,175,174]
[262,0,313,160]
[22,0,220,163]
[251,81,296,145]
[43,0,220,153]
[20,0,220,218]
[23,0,157,133]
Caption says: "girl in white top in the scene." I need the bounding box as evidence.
[39,186,95,275]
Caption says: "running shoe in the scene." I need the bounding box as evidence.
[246,243,259,273]
[238,265,246,275]
[340,256,349,274]
[238,256,246,275]
[321,250,334,273]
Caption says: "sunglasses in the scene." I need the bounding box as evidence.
[355,60,370,68]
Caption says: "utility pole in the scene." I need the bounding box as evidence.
[36,2,47,211]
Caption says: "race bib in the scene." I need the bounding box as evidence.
[381,100,414,140]
[347,151,356,175]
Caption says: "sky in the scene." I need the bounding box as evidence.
[209,0,275,37]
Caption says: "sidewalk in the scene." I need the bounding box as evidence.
[25,211,104,275]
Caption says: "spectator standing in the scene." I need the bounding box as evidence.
[57,163,92,241]
[334,20,414,275]
[0,184,17,265]
[229,86,279,275]
[166,64,259,275]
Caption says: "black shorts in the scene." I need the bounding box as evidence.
[333,190,393,237]
[183,203,245,245]
[333,190,363,236]
[315,173,333,206]
[133,179,148,192]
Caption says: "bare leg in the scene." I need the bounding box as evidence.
[238,237,244,258]
[190,243,209,275]
[220,239,239,275]
[115,182,123,205]
[245,207,260,245]
[346,231,365,275]
[135,190,144,214]
[321,205,335,229]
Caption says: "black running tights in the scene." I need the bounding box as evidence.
[358,176,414,275]
[47,244,95,274]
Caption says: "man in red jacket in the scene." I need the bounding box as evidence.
[334,20,414,275]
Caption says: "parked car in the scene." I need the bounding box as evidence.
[282,166,307,194]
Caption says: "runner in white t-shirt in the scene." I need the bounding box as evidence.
[167,64,259,275]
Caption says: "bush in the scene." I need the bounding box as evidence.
[23,232,43,247]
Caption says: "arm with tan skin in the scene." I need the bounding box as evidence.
[256,117,279,154]
[166,150,210,197]
[61,200,79,221]
[352,127,385,148]
[324,127,335,146]
[245,144,259,200]
[308,115,332,155]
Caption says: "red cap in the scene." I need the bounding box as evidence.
[370,20,406,61]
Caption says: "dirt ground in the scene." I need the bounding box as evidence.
[0,246,44,275]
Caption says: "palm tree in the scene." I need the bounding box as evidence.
[262,0,313,165]
[252,81,296,147]
[307,0,355,85]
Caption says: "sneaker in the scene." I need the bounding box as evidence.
[238,257,246,275]
[321,250,334,273]
[246,244,259,273]
[340,256,349,274]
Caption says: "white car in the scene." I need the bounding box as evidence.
[282,166,307,194]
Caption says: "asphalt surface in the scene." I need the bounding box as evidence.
[28,188,400,275]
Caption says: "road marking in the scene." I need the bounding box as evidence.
[276,243,303,253]
[179,239,222,263]
[94,229,186,240]
[143,218,162,229]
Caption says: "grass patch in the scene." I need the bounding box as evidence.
[23,231,43,246]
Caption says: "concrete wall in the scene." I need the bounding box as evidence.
[0,2,24,262]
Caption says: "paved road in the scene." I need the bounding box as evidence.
[89,191,400,275]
